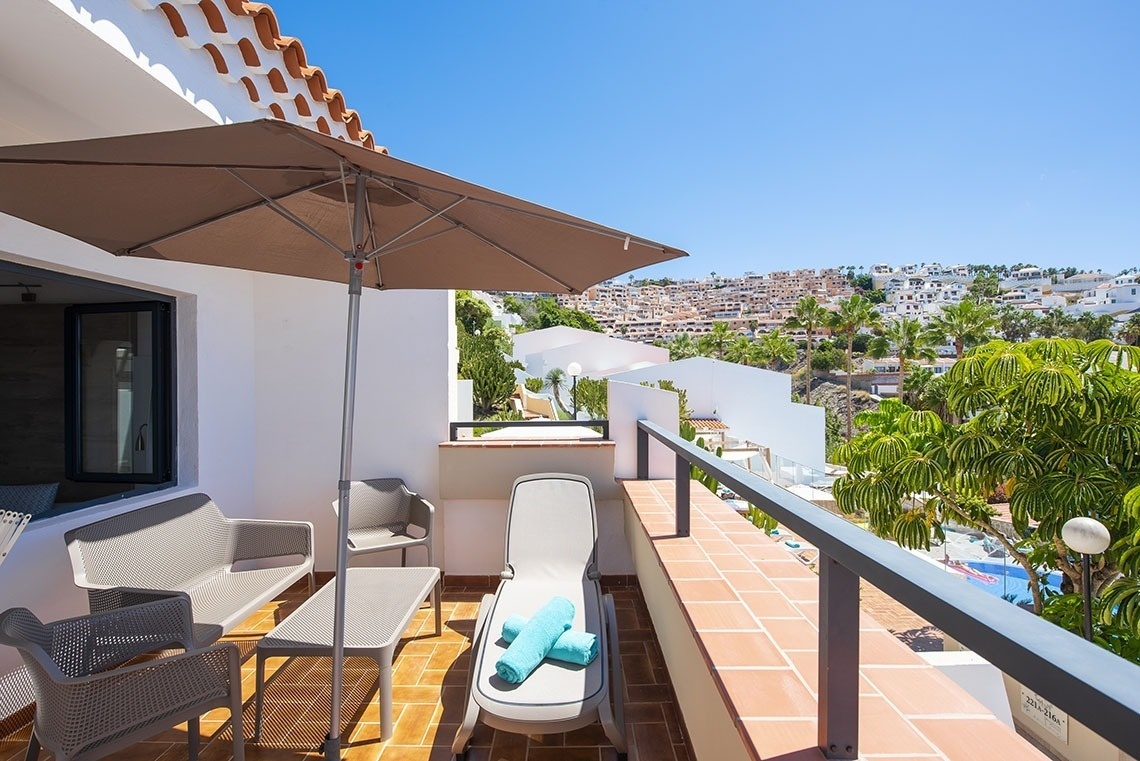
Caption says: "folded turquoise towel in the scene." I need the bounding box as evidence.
[502,615,598,666]
[494,596,574,684]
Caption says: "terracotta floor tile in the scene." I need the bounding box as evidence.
[699,630,786,667]
[716,668,817,719]
[655,544,708,561]
[911,717,1044,760]
[621,652,657,685]
[487,729,528,761]
[858,631,927,666]
[720,571,777,593]
[527,747,600,761]
[864,666,992,717]
[763,617,818,651]
[631,723,676,761]
[857,696,937,756]
[624,702,665,724]
[697,539,742,556]
[738,591,802,619]
[741,718,822,760]
[770,578,821,602]
[659,560,721,579]
[683,602,759,631]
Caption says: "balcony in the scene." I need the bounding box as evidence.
[1,419,1137,761]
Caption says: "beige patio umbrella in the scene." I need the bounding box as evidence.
[0,119,686,759]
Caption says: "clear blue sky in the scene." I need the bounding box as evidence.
[268,2,1139,280]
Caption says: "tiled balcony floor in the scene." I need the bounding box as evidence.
[0,578,690,761]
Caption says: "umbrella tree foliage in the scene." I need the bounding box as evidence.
[832,338,1140,658]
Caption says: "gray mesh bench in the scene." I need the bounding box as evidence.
[65,493,315,647]
[253,566,441,742]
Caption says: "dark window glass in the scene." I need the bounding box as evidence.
[65,302,172,484]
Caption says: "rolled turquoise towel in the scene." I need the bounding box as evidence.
[502,615,598,666]
[494,596,574,684]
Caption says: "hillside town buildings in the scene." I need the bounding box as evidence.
[541,263,1139,344]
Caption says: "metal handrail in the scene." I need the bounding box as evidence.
[449,419,610,441]
[636,418,1140,760]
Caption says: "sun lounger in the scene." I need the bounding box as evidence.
[451,473,627,759]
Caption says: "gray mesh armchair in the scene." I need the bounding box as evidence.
[335,479,435,567]
[0,597,244,761]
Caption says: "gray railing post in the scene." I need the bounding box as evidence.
[818,553,859,760]
[675,454,690,536]
[637,423,649,480]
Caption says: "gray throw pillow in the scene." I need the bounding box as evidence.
[0,483,60,516]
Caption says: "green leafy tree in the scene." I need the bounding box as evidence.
[1037,308,1074,338]
[455,290,493,335]
[968,272,1001,300]
[811,341,845,372]
[829,294,883,439]
[833,338,1140,629]
[996,303,1039,343]
[924,300,997,359]
[641,380,693,418]
[459,334,520,416]
[527,297,603,332]
[523,377,543,393]
[785,296,830,404]
[1071,312,1114,342]
[574,378,608,418]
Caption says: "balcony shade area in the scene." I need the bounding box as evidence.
[0,577,689,761]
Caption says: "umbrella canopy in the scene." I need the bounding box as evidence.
[0,120,686,759]
[0,119,684,292]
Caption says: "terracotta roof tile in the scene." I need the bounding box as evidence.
[142,0,382,151]
[685,417,729,431]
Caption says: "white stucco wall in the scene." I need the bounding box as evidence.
[608,357,826,472]
[0,1,453,674]
[512,325,668,378]
[608,380,680,480]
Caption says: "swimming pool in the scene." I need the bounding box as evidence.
[961,560,1063,604]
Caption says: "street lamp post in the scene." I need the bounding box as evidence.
[566,362,582,419]
[1061,516,1111,641]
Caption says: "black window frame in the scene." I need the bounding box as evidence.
[64,301,174,485]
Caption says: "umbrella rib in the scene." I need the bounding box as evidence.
[359,169,670,253]
[365,197,467,258]
[224,170,346,256]
[367,176,578,291]
[456,224,577,293]
[367,227,456,260]
[123,177,344,254]
[368,178,577,292]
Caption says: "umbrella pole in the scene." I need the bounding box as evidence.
[326,177,370,761]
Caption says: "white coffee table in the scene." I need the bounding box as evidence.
[253,566,442,741]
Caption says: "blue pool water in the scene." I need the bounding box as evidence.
[961,561,1063,604]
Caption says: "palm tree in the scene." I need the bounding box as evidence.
[829,294,882,439]
[725,336,759,366]
[869,317,938,403]
[701,321,735,360]
[543,367,567,414]
[756,329,797,370]
[924,300,997,359]
[1122,313,1140,346]
[669,333,700,361]
[785,296,829,404]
